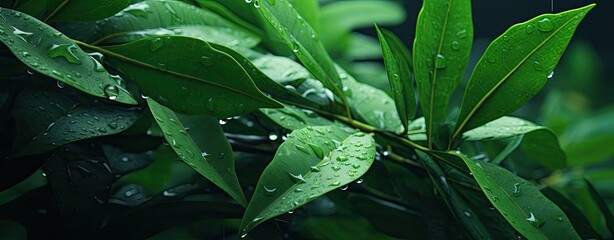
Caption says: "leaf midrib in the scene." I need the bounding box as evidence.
[452,12,582,141]
[73,39,274,106]
[244,130,357,229]
[427,0,454,149]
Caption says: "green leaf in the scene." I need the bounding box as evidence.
[541,187,603,239]
[413,0,473,149]
[375,24,416,133]
[240,126,375,234]
[255,0,350,116]
[48,0,132,22]
[98,36,281,118]
[455,153,580,240]
[561,105,614,166]
[0,8,137,105]
[585,178,614,235]
[340,67,403,133]
[345,33,384,61]
[453,4,595,140]
[63,0,259,48]
[251,55,310,84]
[147,98,248,207]
[13,0,131,22]
[260,105,333,131]
[12,90,139,157]
[320,1,405,52]
[462,116,566,169]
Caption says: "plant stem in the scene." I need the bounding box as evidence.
[44,0,70,22]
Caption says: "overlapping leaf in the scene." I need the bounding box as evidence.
[240,126,375,234]
[0,8,137,105]
[147,98,247,206]
[100,36,281,117]
[14,0,130,22]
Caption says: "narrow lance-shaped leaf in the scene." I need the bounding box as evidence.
[147,98,248,207]
[13,0,130,22]
[61,0,260,49]
[452,152,580,240]
[97,36,281,118]
[0,8,137,105]
[240,126,375,235]
[413,0,473,149]
[584,178,614,235]
[375,24,416,133]
[453,4,595,141]
[253,0,351,117]
[260,105,334,131]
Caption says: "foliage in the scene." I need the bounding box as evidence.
[0,0,611,239]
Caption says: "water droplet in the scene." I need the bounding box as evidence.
[356,155,367,161]
[526,212,544,228]
[351,163,361,169]
[289,173,307,183]
[536,18,554,32]
[547,71,554,79]
[291,42,300,53]
[435,54,446,69]
[201,151,210,158]
[51,70,63,77]
[340,185,348,191]
[254,0,260,8]
[268,133,278,141]
[150,38,164,51]
[533,61,543,71]
[307,143,323,159]
[310,166,320,172]
[525,24,535,34]
[464,211,472,217]
[200,55,214,67]
[451,41,460,50]
[56,81,66,89]
[218,119,227,125]
[103,84,120,100]
[12,26,32,42]
[456,29,468,39]
[47,44,82,64]
[330,181,341,187]
[124,188,139,197]
[295,144,311,155]
[245,0,253,3]
[513,183,522,196]
[336,155,348,162]
[356,178,364,184]
[124,2,150,17]
[206,97,215,112]
[92,57,105,72]
[263,185,277,196]
[332,165,341,171]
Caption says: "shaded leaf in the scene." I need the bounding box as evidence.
[541,187,603,239]
[49,0,131,22]
[462,116,566,169]
[62,0,259,48]
[240,126,375,234]
[99,36,281,117]
[454,5,595,139]
[320,1,405,52]
[376,24,416,132]
[147,98,247,206]
[255,0,349,115]
[413,0,473,149]
[585,178,614,235]
[454,153,580,239]
[0,8,137,105]
[12,90,139,157]
[561,105,614,166]
[260,105,333,131]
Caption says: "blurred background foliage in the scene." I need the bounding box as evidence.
[1,0,612,239]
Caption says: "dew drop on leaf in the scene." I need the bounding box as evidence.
[307,143,323,159]
[103,84,119,100]
[200,55,214,67]
[537,18,554,32]
[435,54,447,69]
[150,38,164,51]
[12,26,32,42]
[206,97,215,112]
[47,44,82,65]
[289,173,307,183]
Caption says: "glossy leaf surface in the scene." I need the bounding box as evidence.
[241,126,375,234]
[376,24,416,132]
[260,105,333,131]
[462,116,566,169]
[147,98,247,206]
[455,153,580,239]
[102,36,281,117]
[12,90,139,157]
[254,0,349,113]
[454,4,595,139]
[413,0,473,148]
[0,8,137,105]
[64,0,259,48]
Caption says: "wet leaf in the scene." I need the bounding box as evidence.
[413,0,473,148]
[376,24,416,132]
[12,90,139,157]
[240,126,375,235]
[101,36,281,118]
[454,4,595,139]
[0,8,137,105]
[147,98,247,206]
